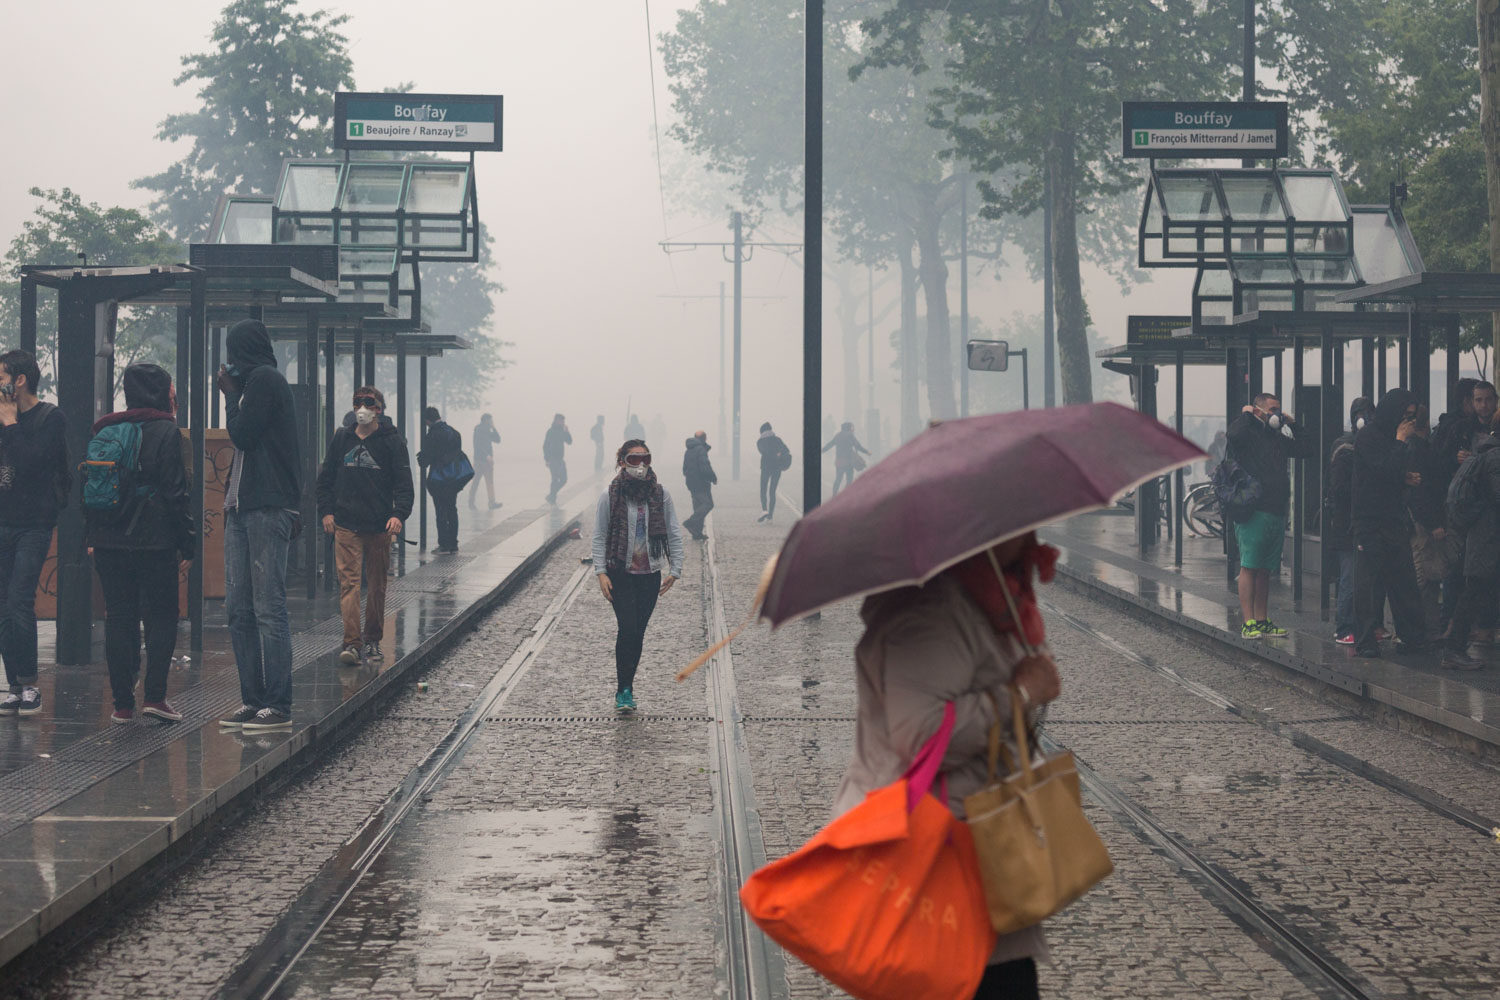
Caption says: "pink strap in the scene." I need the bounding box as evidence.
[901,702,955,812]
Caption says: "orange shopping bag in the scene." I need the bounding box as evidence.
[739,703,996,1000]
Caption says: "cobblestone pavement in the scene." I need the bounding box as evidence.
[15,482,1500,999]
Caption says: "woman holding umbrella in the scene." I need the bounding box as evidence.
[592,439,684,713]
[752,403,1204,998]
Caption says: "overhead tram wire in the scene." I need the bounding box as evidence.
[643,0,679,289]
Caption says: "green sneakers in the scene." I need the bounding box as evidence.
[614,688,637,713]
[1241,619,1288,640]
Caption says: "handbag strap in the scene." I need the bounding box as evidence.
[902,701,955,813]
[983,687,1038,788]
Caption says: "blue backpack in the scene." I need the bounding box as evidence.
[80,422,147,521]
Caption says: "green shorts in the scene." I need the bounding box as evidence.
[1234,509,1285,571]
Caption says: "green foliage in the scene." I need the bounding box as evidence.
[419,227,511,411]
[134,0,355,240]
[0,188,185,393]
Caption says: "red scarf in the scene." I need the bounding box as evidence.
[948,532,1058,647]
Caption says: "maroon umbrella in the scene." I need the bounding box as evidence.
[761,402,1206,626]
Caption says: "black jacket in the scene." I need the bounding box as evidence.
[0,400,68,530]
[1463,436,1500,578]
[543,424,572,463]
[224,319,301,511]
[758,433,791,473]
[317,423,415,534]
[1433,411,1482,483]
[1325,431,1356,552]
[86,364,193,557]
[472,422,500,460]
[1225,410,1306,517]
[1405,433,1448,532]
[1352,388,1416,541]
[683,437,717,491]
[417,421,462,469]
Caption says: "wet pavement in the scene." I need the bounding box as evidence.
[1044,512,1500,752]
[8,479,1500,998]
[0,467,602,969]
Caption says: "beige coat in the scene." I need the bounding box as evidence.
[832,574,1048,967]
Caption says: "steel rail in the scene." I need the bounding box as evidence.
[701,524,787,1000]
[215,563,594,1000]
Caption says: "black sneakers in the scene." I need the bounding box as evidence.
[17,687,41,716]
[363,641,383,660]
[219,705,258,728]
[241,708,292,732]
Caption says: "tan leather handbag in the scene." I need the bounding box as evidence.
[962,687,1113,935]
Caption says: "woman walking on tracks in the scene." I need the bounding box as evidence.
[592,439,684,713]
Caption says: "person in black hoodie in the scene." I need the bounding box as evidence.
[756,421,791,523]
[0,350,67,719]
[318,387,413,664]
[87,364,195,724]
[681,431,717,541]
[1225,392,1310,638]
[543,413,572,505]
[216,319,301,732]
[1406,407,1456,635]
[1351,388,1429,657]
[1325,397,1373,644]
[417,406,464,553]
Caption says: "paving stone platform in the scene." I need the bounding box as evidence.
[1043,512,1500,753]
[0,470,603,968]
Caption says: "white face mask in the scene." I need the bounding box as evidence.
[355,407,376,426]
[624,463,649,480]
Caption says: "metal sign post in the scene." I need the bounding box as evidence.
[966,340,1031,409]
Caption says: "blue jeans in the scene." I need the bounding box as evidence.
[1334,549,1355,635]
[0,525,52,690]
[224,507,294,714]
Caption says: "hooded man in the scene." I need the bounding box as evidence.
[1351,387,1429,657]
[318,387,414,664]
[1325,396,1374,644]
[216,319,301,732]
[1442,433,1500,669]
[417,407,465,553]
[822,421,870,496]
[1225,392,1310,638]
[543,413,572,505]
[87,363,195,723]
[681,431,717,541]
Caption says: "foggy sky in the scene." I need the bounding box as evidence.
[17,0,1427,467]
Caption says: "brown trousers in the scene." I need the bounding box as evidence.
[335,527,392,646]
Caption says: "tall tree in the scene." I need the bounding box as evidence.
[857,0,1239,405]
[0,188,185,394]
[418,228,511,411]
[135,0,354,240]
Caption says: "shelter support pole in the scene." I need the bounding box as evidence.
[210,326,222,428]
[1225,347,1242,589]
[1379,339,1388,397]
[302,310,319,600]
[1175,351,1185,569]
[175,309,189,429]
[19,278,36,355]
[364,344,376,391]
[1274,349,1283,401]
[1446,321,1461,412]
[55,289,96,664]
[1410,314,1430,411]
[1248,333,1262,399]
[960,176,969,418]
[324,326,336,594]
[1320,328,1335,619]
[1292,335,1304,603]
[1399,331,1411,392]
[1136,363,1158,557]
[732,211,744,482]
[1362,338,1375,400]
[419,356,428,552]
[396,340,408,577]
[352,326,364,394]
[189,275,206,651]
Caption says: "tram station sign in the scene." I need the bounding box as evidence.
[335,92,503,152]
[1122,101,1287,160]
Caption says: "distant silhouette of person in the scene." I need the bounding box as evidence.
[625,413,646,442]
[544,413,572,505]
[590,415,606,471]
[823,422,870,496]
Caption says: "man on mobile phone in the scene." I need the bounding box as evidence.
[215,320,301,732]
[0,351,68,720]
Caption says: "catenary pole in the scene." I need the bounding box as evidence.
[733,212,744,481]
[1043,170,1055,407]
[804,0,824,513]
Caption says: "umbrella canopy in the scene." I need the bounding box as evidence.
[761,402,1206,626]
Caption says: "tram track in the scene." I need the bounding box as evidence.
[1039,594,1500,1000]
[214,563,595,1000]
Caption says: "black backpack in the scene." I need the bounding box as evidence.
[1448,452,1487,530]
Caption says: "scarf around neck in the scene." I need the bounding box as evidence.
[948,532,1059,648]
[606,468,668,571]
